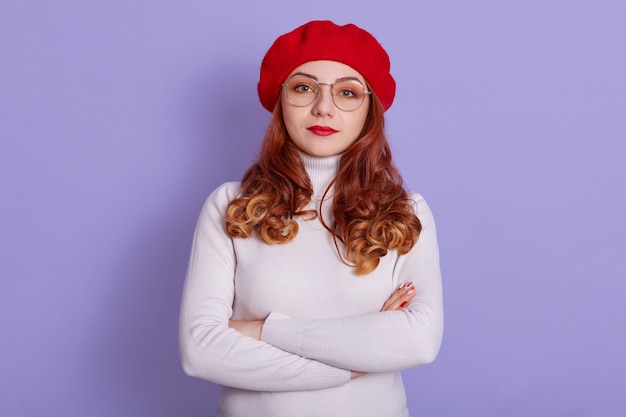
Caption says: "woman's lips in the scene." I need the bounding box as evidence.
[307,125,338,136]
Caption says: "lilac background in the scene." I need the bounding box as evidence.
[1,1,624,416]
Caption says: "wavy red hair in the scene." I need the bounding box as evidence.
[225,93,421,274]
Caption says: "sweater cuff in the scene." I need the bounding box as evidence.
[307,361,351,389]
[261,312,303,355]
[262,312,351,388]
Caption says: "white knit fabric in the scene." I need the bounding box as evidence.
[179,153,444,417]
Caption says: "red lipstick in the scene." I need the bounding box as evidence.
[307,125,338,136]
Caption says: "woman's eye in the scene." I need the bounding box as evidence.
[337,88,358,98]
[294,84,315,93]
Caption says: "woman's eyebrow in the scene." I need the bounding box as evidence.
[290,72,318,80]
[289,73,364,84]
[336,76,363,83]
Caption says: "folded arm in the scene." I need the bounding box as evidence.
[179,184,352,391]
[232,194,444,373]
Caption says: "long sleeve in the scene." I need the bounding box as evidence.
[178,183,351,391]
[260,193,444,373]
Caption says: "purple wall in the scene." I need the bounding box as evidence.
[1,1,624,416]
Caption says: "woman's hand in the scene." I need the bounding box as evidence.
[228,320,264,340]
[380,282,415,311]
[351,371,367,379]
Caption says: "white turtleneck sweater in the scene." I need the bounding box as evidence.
[179,153,443,417]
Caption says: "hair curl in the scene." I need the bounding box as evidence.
[225,93,421,275]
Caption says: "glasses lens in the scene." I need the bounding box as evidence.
[285,77,318,107]
[332,81,366,111]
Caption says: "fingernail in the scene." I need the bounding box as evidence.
[406,288,414,295]
[404,282,413,289]
[400,301,408,308]
[397,282,405,290]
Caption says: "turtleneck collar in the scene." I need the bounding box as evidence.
[298,151,342,200]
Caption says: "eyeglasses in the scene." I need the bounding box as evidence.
[281,76,371,112]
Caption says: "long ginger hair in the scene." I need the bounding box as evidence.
[225,93,421,274]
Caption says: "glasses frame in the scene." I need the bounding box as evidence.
[281,76,372,112]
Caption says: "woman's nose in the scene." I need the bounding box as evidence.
[311,84,335,117]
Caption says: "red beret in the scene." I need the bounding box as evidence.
[258,20,396,112]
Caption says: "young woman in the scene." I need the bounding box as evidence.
[179,20,443,417]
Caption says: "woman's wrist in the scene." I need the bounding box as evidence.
[229,320,264,340]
